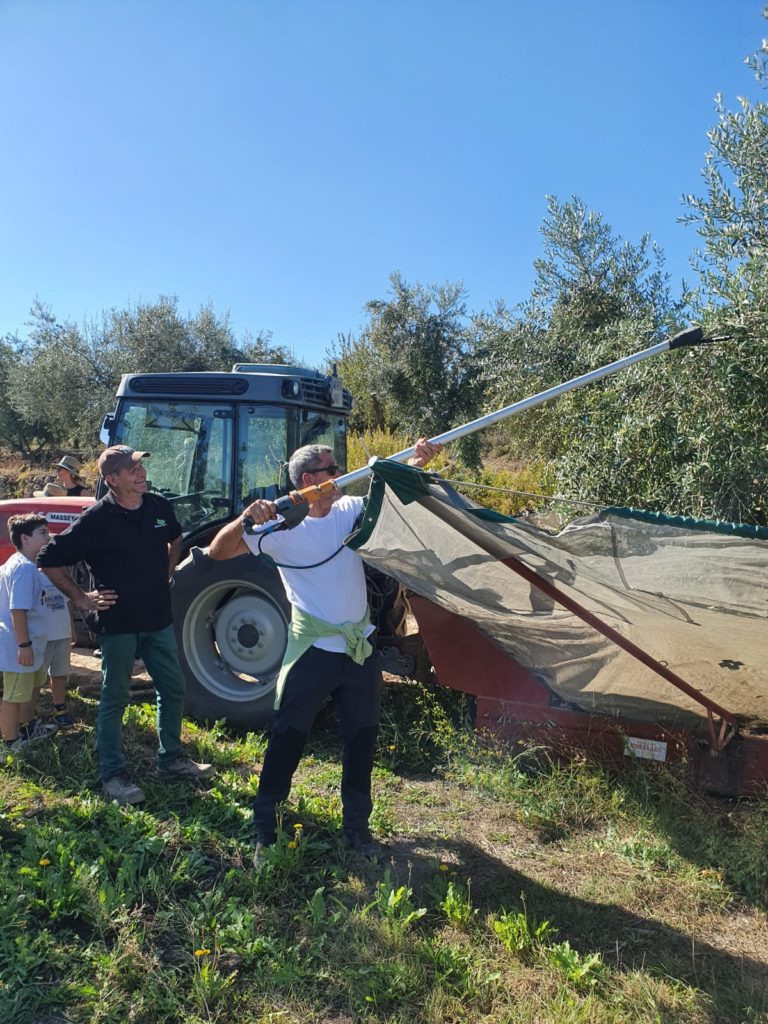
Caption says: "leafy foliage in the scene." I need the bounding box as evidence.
[1,297,290,453]
[329,273,485,467]
[0,676,767,1023]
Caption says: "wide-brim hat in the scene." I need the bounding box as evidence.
[56,455,82,476]
[33,482,68,498]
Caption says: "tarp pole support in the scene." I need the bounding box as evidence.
[409,488,740,752]
[707,709,736,755]
[496,555,739,752]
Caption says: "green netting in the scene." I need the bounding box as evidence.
[348,461,768,731]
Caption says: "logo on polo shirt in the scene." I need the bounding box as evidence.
[154,518,167,528]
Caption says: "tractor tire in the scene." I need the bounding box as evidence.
[171,546,290,729]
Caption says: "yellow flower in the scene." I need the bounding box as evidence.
[388,745,396,752]
[287,840,297,849]
[194,948,211,957]
[439,864,449,872]
[293,823,303,831]
[38,858,51,867]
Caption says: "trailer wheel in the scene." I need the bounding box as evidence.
[171,547,290,729]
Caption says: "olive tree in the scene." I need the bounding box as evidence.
[477,197,686,478]
[672,23,768,523]
[367,273,485,465]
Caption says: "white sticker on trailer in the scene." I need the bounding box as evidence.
[624,737,668,762]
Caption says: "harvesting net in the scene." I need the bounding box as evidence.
[348,459,768,731]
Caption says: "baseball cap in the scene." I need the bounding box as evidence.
[98,445,150,478]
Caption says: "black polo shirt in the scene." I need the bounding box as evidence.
[37,491,181,634]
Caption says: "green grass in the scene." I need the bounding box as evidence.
[1,679,767,1024]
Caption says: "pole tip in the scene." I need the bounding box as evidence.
[668,326,708,350]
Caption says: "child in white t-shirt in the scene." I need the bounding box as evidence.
[41,580,75,729]
[0,515,58,751]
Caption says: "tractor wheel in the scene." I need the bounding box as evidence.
[171,547,290,729]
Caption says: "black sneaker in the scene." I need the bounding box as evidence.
[54,705,75,729]
[341,827,381,860]
[19,718,59,744]
[252,831,277,870]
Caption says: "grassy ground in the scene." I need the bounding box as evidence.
[1,679,767,1024]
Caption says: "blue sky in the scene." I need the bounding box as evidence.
[1,1,765,366]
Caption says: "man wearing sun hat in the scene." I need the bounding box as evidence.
[37,445,214,804]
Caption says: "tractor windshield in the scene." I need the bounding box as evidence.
[110,394,347,536]
[112,400,234,536]
[237,406,347,506]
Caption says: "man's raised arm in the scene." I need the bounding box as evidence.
[209,499,278,560]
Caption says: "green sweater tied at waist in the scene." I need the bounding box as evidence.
[276,606,373,707]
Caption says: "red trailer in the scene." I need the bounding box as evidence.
[0,496,95,566]
[411,592,768,799]
[348,459,768,801]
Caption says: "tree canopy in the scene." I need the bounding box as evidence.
[1,297,290,455]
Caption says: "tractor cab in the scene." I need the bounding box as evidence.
[100,365,351,541]
[99,364,354,728]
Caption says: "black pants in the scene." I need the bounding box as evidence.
[252,645,383,838]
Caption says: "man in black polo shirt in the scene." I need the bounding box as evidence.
[38,445,213,805]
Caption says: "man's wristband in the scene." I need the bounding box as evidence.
[17,641,32,648]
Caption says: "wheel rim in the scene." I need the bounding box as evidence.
[181,578,288,703]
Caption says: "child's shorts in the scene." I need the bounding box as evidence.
[42,638,71,678]
[2,665,48,703]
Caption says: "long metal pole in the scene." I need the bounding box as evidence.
[335,326,709,490]
[245,326,712,531]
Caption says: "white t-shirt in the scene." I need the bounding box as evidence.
[244,495,374,655]
[42,581,72,642]
[0,552,48,672]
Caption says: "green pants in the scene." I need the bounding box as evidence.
[97,626,185,782]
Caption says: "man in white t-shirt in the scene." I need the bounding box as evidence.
[209,438,441,864]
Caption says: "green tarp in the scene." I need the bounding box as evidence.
[348,459,768,731]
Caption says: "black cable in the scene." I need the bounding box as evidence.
[256,530,345,570]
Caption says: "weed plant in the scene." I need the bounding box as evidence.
[0,679,766,1023]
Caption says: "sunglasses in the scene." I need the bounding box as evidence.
[307,462,341,476]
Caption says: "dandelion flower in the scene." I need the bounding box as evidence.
[293,823,303,830]
[388,744,396,752]
[287,840,297,849]
[38,858,51,867]
[439,863,449,872]
[194,948,211,957]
